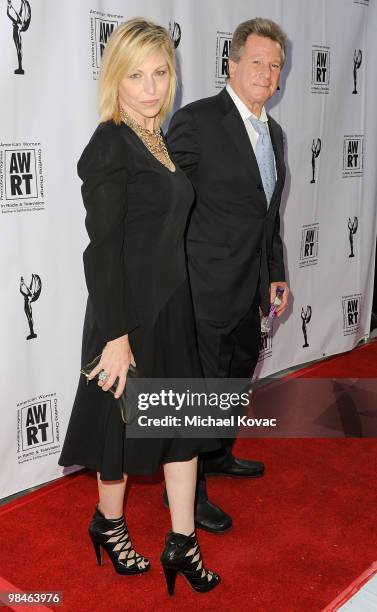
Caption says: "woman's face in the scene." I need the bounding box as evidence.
[118,50,170,128]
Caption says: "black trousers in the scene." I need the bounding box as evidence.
[195,294,261,501]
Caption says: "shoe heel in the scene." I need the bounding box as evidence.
[162,565,177,596]
[90,536,103,566]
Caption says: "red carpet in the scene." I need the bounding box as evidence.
[323,562,377,611]
[1,341,377,612]
[290,338,377,378]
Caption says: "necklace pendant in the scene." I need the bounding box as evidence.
[120,108,175,173]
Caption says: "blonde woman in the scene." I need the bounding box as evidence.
[58,18,220,595]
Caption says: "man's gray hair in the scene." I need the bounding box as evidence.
[229,18,287,66]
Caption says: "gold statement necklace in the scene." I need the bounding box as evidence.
[120,108,175,173]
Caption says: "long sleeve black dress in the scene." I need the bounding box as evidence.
[58,120,220,480]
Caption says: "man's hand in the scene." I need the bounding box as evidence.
[270,281,289,317]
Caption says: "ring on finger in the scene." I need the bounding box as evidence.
[98,370,109,381]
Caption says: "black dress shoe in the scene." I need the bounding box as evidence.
[204,454,265,478]
[163,490,232,534]
[194,498,232,533]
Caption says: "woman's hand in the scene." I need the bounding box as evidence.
[87,334,135,399]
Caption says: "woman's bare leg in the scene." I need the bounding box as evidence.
[95,472,148,569]
[97,473,128,518]
[163,457,197,535]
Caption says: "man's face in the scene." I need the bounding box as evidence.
[228,34,282,112]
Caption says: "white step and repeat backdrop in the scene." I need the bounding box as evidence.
[1,0,376,498]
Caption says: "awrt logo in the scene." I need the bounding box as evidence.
[6,149,37,198]
[259,328,273,361]
[343,135,364,178]
[311,46,330,93]
[17,394,60,464]
[95,19,117,65]
[0,143,45,214]
[90,9,122,79]
[21,400,54,450]
[215,31,232,89]
[342,294,362,336]
[299,223,319,268]
[354,0,369,5]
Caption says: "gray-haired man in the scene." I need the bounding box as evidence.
[167,18,290,532]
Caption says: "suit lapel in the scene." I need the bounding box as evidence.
[268,117,284,209]
[219,89,284,211]
[220,90,264,191]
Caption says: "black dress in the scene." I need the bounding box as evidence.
[58,120,220,480]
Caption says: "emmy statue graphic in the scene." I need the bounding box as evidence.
[301,306,312,348]
[7,0,31,75]
[169,21,181,48]
[310,138,321,184]
[352,49,362,94]
[20,274,41,340]
[348,217,358,258]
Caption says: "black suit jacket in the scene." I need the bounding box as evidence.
[167,87,286,322]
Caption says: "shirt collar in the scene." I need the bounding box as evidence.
[226,83,268,124]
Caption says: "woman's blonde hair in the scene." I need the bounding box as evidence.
[98,18,177,126]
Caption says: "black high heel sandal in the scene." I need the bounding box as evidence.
[160,530,220,594]
[88,504,150,575]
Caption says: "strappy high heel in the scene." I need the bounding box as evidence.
[160,530,220,594]
[88,504,150,575]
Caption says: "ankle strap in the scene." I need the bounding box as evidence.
[95,504,124,522]
[167,530,196,545]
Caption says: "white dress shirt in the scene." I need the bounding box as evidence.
[226,83,277,177]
